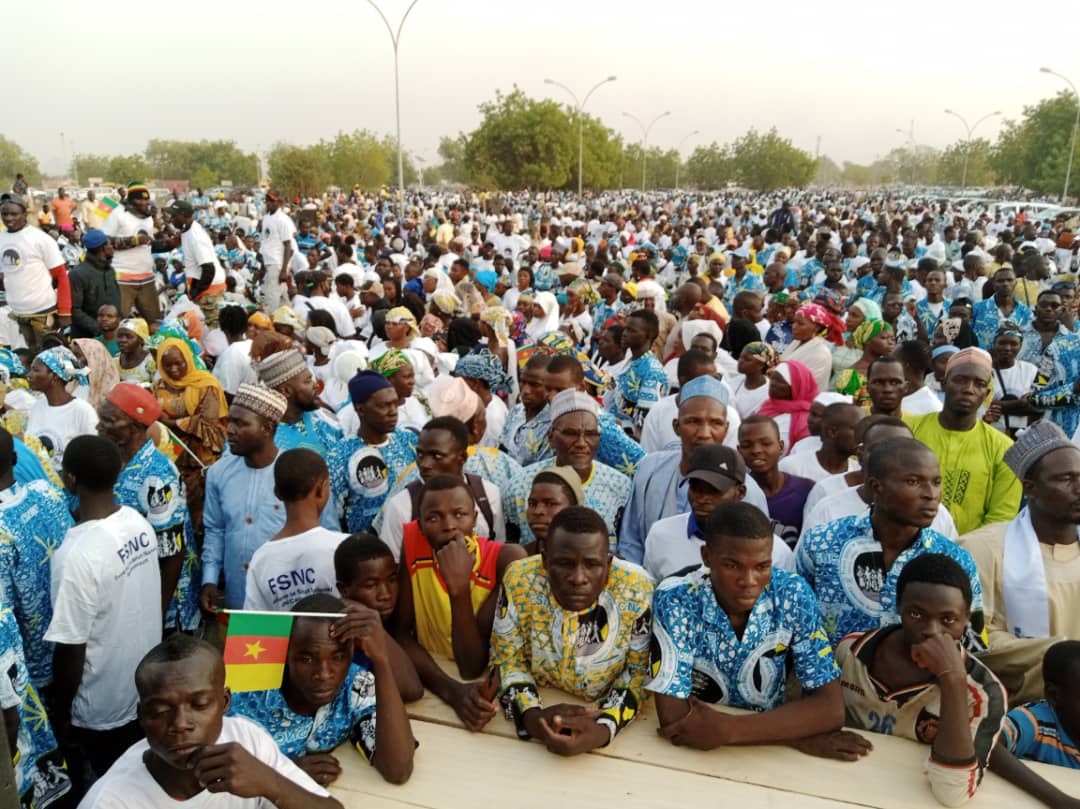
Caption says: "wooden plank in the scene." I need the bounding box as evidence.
[405,665,1080,808]
[330,720,866,809]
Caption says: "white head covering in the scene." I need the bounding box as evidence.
[423,266,457,296]
[636,279,666,314]
[527,291,561,340]
[680,319,723,350]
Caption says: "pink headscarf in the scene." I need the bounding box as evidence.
[758,360,819,453]
[797,303,845,347]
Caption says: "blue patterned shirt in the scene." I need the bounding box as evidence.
[723,271,765,311]
[230,663,378,760]
[592,299,623,336]
[114,440,195,631]
[505,459,630,549]
[506,405,643,477]
[610,353,669,433]
[275,409,344,455]
[1025,326,1080,438]
[328,429,418,533]
[795,513,987,651]
[971,298,1033,349]
[646,567,839,711]
[0,606,71,807]
[0,481,72,687]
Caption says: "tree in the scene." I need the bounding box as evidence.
[0,135,41,189]
[992,91,1079,197]
[840,162,875,187]
[464,88,576,189]
[72,152,152,184]
[684,142,735,189]
[434,134,469,184]
[814,155,843,186]
[937,138,995,188]
[145,139,259,185]
[729,129,817,191]
[267,143,330,198]
[190,164,219,191]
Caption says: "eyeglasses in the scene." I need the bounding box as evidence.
[555,428,601,442]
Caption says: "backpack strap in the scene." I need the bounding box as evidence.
[466,473,496,536]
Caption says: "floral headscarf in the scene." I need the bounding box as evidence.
[370,349,413,378]
[480,305,512,343]
[516,332,609,394]
[118,318,150,343]
[741,341,779,369]
[797,302,846,347]
[34,346,88,386]
[0,348,26,379]
[851,319,892,351]
[430,291,463,317]
[567,277,599,306]
[850,298,882,321]
[453,348,513,398]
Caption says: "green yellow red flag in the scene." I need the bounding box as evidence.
[223,611,293,692]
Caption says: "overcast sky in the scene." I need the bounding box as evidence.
[11,0,1080,176]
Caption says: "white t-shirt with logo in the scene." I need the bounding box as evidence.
[0,226,64,313]
[27,396,99,471]
[259,209,297,267]
[44,506,162,730]
[80,715,330,808]
[243,526,348,611]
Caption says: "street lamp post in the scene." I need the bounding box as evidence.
[1040,67,1080,202]
[623,111,671,192]
[943,108,1001,191]
[365,0,421,220]
[544,76,617,198]
[674,129,699,191]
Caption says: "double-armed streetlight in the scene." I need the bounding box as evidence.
[673,129,699,191]
[365,0,421,219]
[623,111,671,192]
[1040,67,1080,201]
[943,109,1001,191]
[544,75,617,198]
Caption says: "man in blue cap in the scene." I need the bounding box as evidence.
[68,228,121,339]
[327,370,418,532]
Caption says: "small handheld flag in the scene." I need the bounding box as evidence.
[223,611,294,692]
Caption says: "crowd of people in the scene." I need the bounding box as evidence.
[0,179,1078,808]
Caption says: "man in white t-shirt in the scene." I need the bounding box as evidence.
[81,634,340,809]
[779,402,862,484]
[45,435,162,790]
[258,190,297,311]
[165,199,227,329]
[244,449,347,610]
[0,192,72,350]
[212,305,258,398]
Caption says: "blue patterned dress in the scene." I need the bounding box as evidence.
[328,429,418,532]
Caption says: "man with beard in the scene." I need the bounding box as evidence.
[102,182,161,323]
[256,347,343,455]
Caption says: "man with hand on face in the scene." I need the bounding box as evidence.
[643,445,795,581]
[229,594,415,787]
[164,200,227,329]
[648,502,845,753]
[798,555,1008,807]
[492,506,654,755]
[81,635,344,809]
[394,476,525,729]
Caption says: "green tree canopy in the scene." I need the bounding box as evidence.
[0,135,41,188]
[266,143,330,198]
[730,129,817,191]
[464,88,576,189]
[991,91,1079,197]
[937,138,996,188]
[72,152,152,184]
[145,139,259,185]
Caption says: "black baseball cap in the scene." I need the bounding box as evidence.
[685,444,745,491]
[165,200,194,216]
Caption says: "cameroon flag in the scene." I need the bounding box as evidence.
[223,611,293,692]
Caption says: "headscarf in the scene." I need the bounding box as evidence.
[371,349,412,378]
[517,332,609,395]
[147,323,207,371]
[420,313,443,337]
[0,348,26,379]
[73,338,121,408]
[454,348,513,397]
[430,291,462,317]
[741,341,778,369]
[480,304,512,342]
[527,291,561,340]
[850,298,882,321]
[995,320,1024,342]
[635,280,666,314]
[35,347,89,386]
[851,319,892,351]
[568,277,599,306]
[155,337,228,416]
[796,302,845,347]
[423,266,457,296]
[306,326,337,357]
[758,360,819,452]
[813,288,846,318]
[118,317,150,343]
